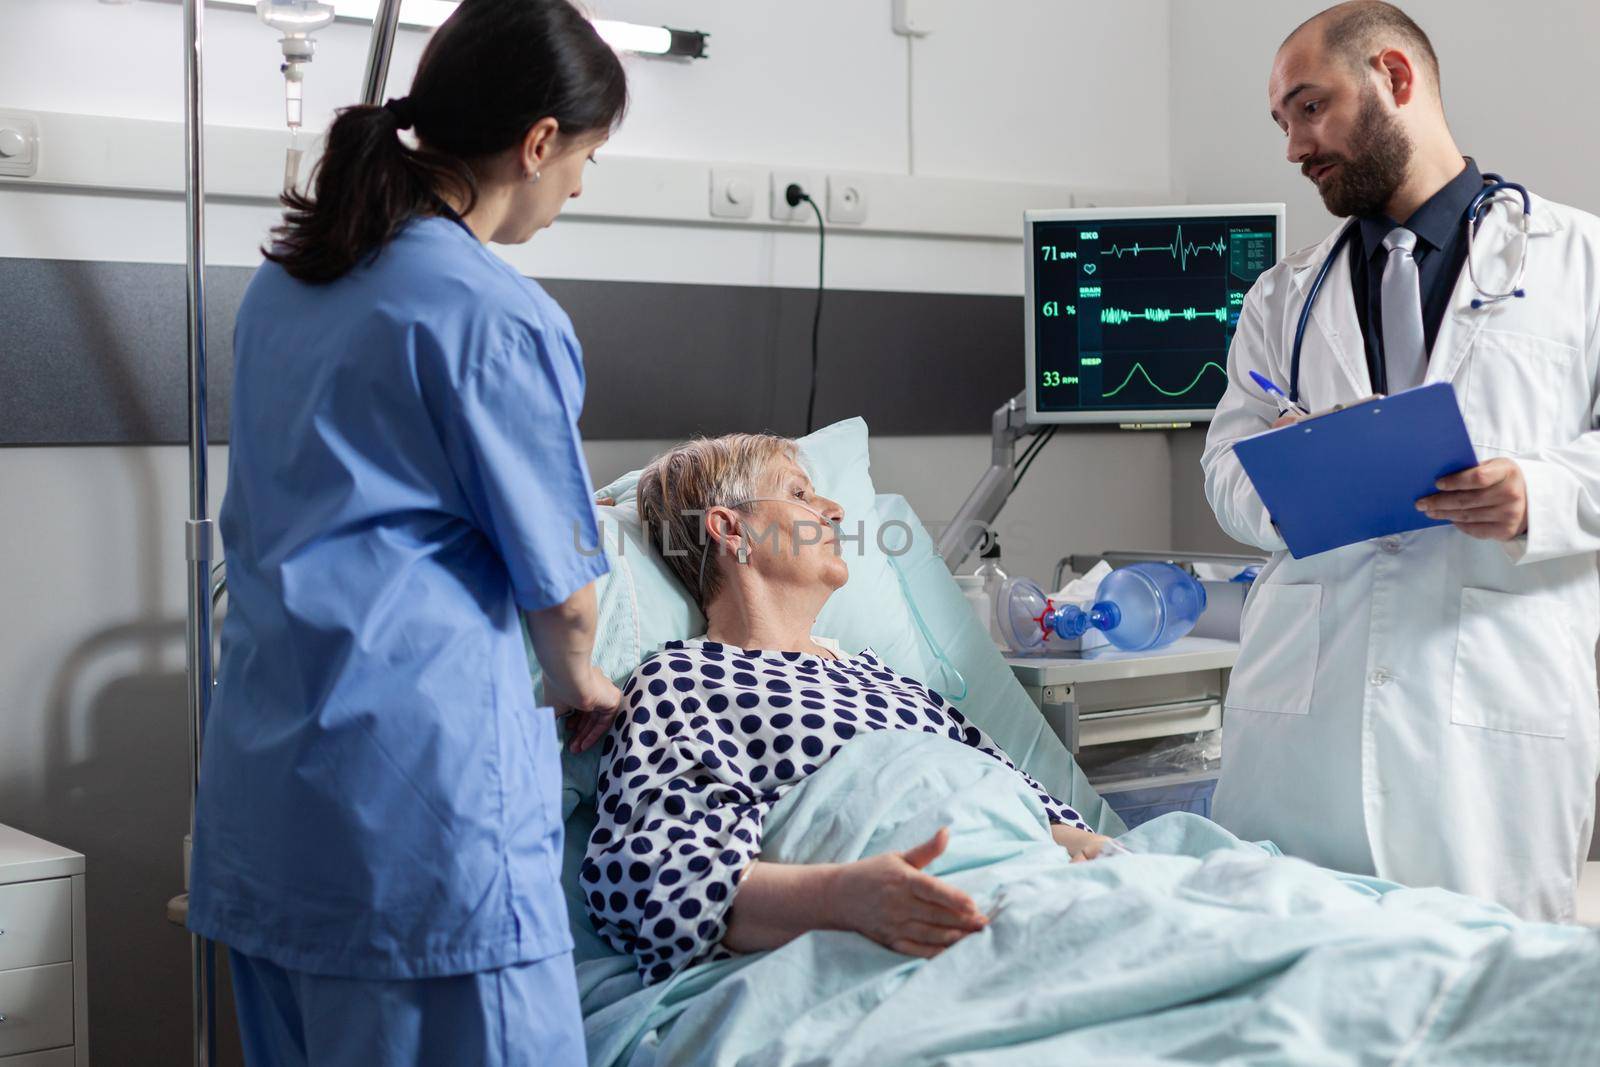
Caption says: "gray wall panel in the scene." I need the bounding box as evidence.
[1,258,1023,445]
[541,278,787,439]
[776,287,1023,435]
[0,259,243,446]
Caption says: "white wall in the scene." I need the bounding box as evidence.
[906,0,1170,187]
[0,2,1172,1063]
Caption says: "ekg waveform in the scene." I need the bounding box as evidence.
[1099,225,1228,271]
[1102,360,1229,399]
[1100,306,1228,325]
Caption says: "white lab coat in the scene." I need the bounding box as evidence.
[1203,193,1600,921]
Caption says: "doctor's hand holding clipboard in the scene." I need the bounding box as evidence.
[1412,458,1531,542]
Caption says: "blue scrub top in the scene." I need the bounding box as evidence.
[188,215,608,979]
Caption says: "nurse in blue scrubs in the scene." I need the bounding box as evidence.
[186,2,628,1063]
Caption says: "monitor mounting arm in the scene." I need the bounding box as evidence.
[936,389,1033,571]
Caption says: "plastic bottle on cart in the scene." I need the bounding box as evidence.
[954,575,992,638]
[972,537,1008,643]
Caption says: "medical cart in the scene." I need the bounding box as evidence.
[0,823,88,1065]
[1009,636,1237,828]
[1007,637,1236,754]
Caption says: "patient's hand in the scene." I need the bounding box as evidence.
[828,828,988,959]
[1051,823,1115,862]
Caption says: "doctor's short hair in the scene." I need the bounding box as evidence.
[1289,2,1441,89]
[637,434,803,609]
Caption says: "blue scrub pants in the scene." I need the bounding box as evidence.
[229,949,587,1066]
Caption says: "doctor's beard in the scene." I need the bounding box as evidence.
[1306,85,1413,219]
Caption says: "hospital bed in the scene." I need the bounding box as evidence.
[542,417,1600,1067]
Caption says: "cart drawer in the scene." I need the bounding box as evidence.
[0,882,70,973]
[0,963,74,1057]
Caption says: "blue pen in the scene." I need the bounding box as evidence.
[1249,370,1311,417]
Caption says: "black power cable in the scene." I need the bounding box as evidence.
[1014,426,1050,467]
[787,183,826,434]
[1012,425,1058,491]
[1012,426,1051,478]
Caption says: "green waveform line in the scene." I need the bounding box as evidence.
[1103,360,1228,399]
[1100,306,1227,325]
[1099,224,1227,271]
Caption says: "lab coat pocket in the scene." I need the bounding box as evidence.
[1460,330,1581,454]
[1451,587,1573,739]
[1225,583,1321,716]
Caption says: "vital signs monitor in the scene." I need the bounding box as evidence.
[1025,204,1286,425]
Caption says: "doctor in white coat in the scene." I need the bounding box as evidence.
[1204,1,1600,920]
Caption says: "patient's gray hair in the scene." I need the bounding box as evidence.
[638,433,802,609]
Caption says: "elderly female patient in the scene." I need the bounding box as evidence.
[581,434,1112,985]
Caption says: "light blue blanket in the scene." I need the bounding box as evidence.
[577,731,1600,1066]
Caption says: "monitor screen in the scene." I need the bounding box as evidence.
[1025,204,1285,424]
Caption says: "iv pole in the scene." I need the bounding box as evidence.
[181,2,405,1065]
[181,0,216,1060]
[362,0,405,108]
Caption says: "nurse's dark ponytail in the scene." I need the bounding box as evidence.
[266,0,627,284]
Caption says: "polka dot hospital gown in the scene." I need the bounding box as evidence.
[581,638,1090,985]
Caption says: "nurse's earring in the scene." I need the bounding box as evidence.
[527,169,542,185]
[735,541,750,565]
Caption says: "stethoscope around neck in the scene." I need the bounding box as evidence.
[1286,173,1533,404]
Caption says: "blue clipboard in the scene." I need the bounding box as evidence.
[1231,383,1479,559]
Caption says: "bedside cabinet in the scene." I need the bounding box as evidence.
[0,825,86,1066]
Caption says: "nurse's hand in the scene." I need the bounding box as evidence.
[1416,459,1529,541]
[550,665,623,752]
